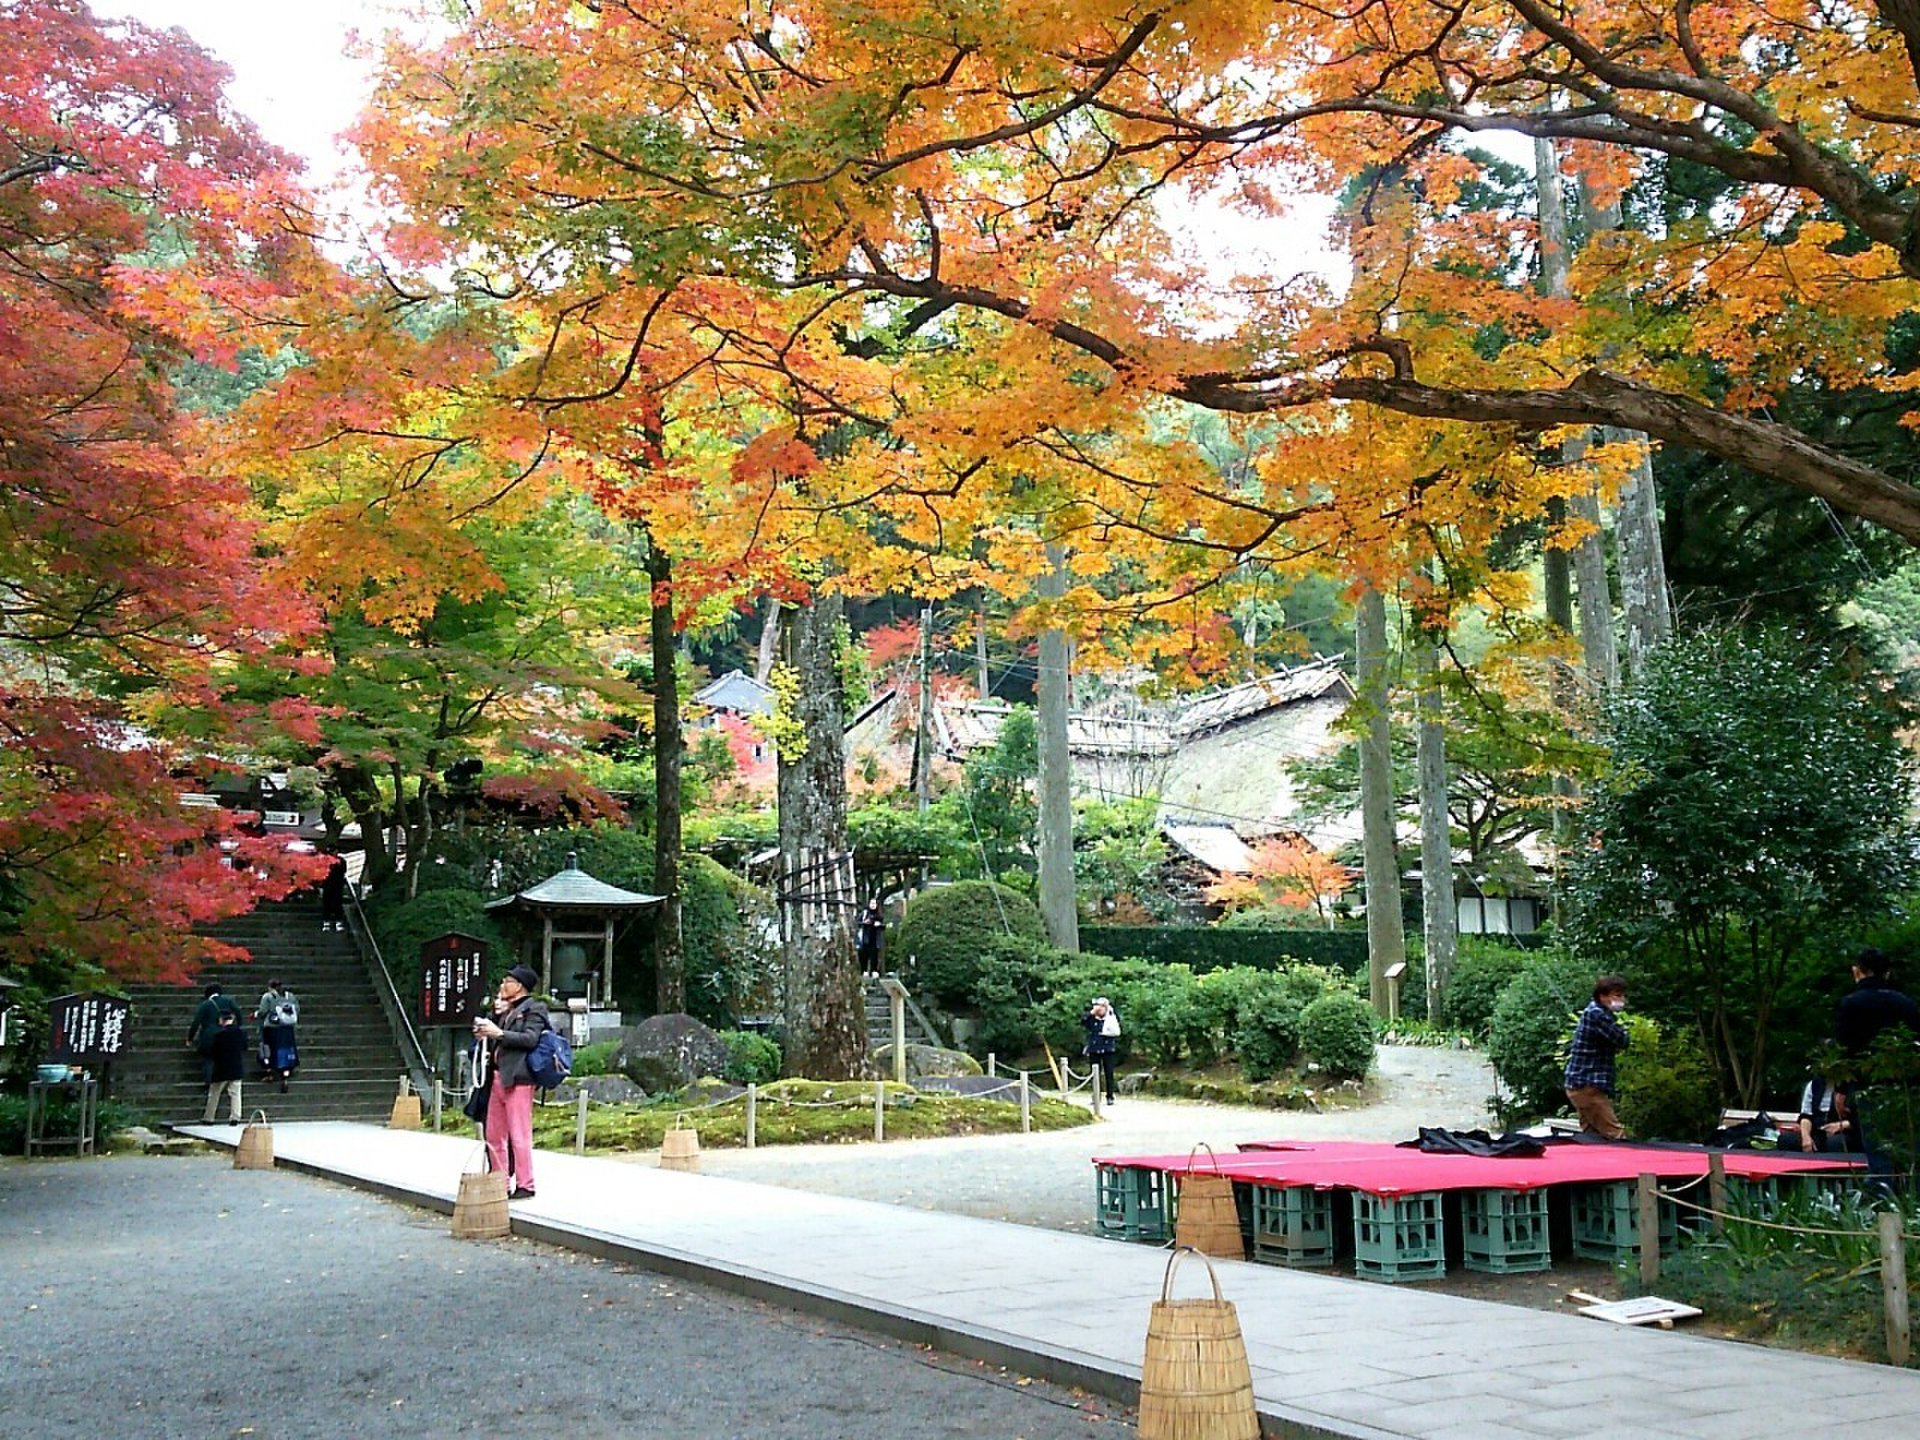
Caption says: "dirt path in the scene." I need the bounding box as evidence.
[672,1044,1497,1234]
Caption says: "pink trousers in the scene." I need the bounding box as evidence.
[484,1079,536,1192]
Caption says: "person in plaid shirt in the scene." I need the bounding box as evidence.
[1563,974,1631,1138]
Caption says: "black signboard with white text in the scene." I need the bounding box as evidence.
[47,992,131,1062]
[419,932,491,1026]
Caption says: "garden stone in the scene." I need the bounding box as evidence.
[1117,1070,1155,1095]
[613,1013,730,1089]
[554,1074,649,1106]
[869,1043,981,1079]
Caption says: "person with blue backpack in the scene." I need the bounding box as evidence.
[471,965,555,1200]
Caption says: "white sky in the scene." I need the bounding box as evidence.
[93,0,1347,290]
[89,1,392,190]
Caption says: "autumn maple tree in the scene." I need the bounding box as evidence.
[353,0,1920,572]
[0,0,324,977]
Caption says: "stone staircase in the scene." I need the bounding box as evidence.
[863,973,946,1054]
[114,897,409,1123]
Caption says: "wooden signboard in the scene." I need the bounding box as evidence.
[419,932,491,1027]
[47,992,131,1062]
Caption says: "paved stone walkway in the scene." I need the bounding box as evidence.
[180,1121,1920,1440]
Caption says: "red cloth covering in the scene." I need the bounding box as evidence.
[1092,1138,1863,1197]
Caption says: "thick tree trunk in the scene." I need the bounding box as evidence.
[1415,602,1457,1024]
[1611,435,1673,679]
[647,538,685,1015]
[1538,137,1618,696]
[1355,585,1406,1014]
[776,593,867,1078]
[1036,544,1079,952]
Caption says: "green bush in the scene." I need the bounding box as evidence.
[965,936,1060,1059]
[0,1095,136,1155]
[1486,952,1594,1120]
[895,881,1047,1007]
[1441,940,1534,1037]
[1234,1003,1304,1082]
[719,1029,783,1085]
[1270,963,1353,1012]
[570,1040,620,1078]
[1299,992,1375,1079]
[367,889,514,983]
[1616,1015,1722,1142]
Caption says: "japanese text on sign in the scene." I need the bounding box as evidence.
[419,933,490,1026]
[48,992,130,1062]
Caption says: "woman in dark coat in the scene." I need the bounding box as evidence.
[1081,996,1120,1106]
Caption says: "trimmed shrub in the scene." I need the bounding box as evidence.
[896,881,1047,1007]
[965,936,1060,1060]
[1441,940,1533,1038]
[719,1029,783,1085]
[1300,992,1376,1079]
[1616,1015,1722,1143]
[1234,1003,1304,1082]
[1081,925,1370,976]
[1487,952,1593,1120]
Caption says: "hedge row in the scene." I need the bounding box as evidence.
[1080,925,1372,976]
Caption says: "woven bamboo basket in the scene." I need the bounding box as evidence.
[1173,1145,1245,1260]
[1138,1248,1260,1440]
[388,1076,422,1130]
[452,1151,511,1240]
[234,1110,274,1170]
[660,1113,700,1172]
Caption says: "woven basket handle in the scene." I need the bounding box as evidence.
[1160,1245,1225,1304]
[247,1109,270,1127]
[465,1143,494,1177]
[673,1111,690,1130]
[1183,1142,1222,1174]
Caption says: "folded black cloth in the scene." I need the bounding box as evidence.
[1397,1126,1546,1158]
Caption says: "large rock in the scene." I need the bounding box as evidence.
[611,1013,730,1091]
[869,1043,982,1080]
[553,1074,649,1107]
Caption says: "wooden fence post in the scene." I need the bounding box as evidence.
[1707,1152,1727,1236]
[1882,1210,1911,1367]
[1638,1173,1661,1289]
[574,1089,588,1156]
[746,1084,757,1150]
[1019,1071,1031,1134]
[874,1079,885,1142]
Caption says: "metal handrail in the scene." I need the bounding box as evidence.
[344,884,435,1094]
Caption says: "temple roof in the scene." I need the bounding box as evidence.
[484,853,663,913]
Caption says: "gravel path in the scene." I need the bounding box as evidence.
[0,1156,1129,1440]
[685,1045,1496,1233]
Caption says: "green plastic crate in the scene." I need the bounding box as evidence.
[1352,1190,1445,1282]
[1570,1181,1678,1262]
[1460,1188,1551,1275]
[1249,1183,1335,1268]
[1095,1163,1172,1242]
